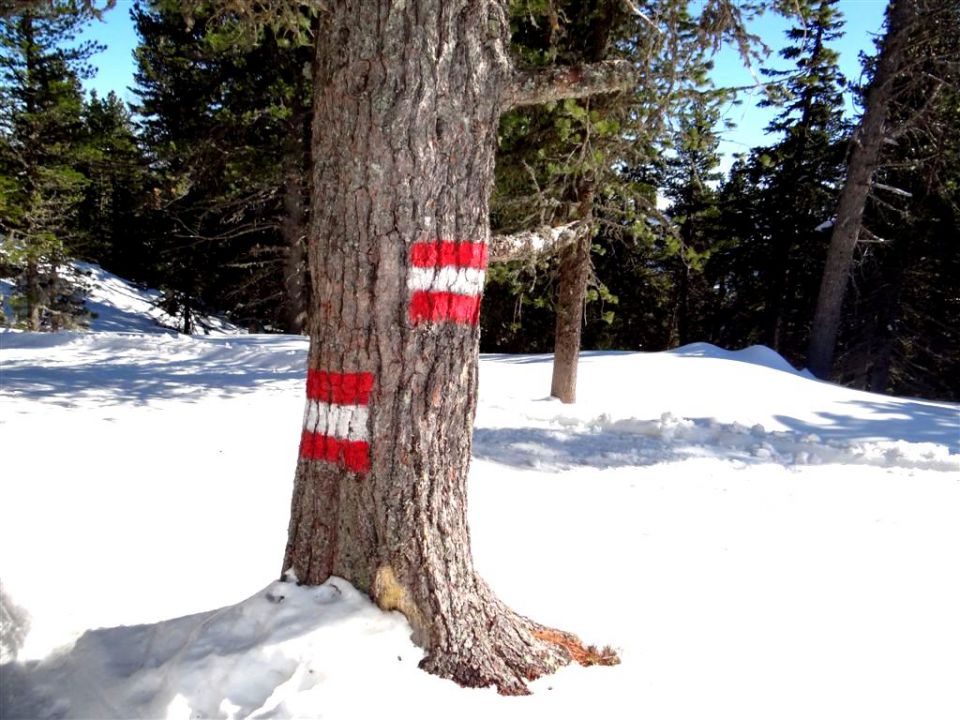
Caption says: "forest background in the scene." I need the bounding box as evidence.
[1,0,957,401]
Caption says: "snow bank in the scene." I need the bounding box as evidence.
[1,261,242,335]
[1,304,958,719]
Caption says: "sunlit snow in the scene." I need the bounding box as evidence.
[1,265,958,719]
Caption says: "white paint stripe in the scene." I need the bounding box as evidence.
[407,266,485,295]
[303,401,369,442]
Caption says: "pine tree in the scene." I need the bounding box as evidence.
[806,0,958,384]
[0,1,100,330]
[745,0,849,362]
[75,90,152,281]
[662,91,724,346]
[704,156,766,348]
[131,0,313,333]
[828,0,959,398]
[486,0,763,396]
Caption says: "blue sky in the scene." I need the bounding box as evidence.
[78,0,888,166]
[711,0,887,166]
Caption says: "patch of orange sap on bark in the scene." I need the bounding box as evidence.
[373,565,426,645]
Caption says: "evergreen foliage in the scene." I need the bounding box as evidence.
[833,0,960,399]
[0,0,955,400]
[661,92,725,347]
[75,90,152,281]
[715,0,849,365]
[483,0,756,355]
[131,0,312,332]
[0,1,100,329]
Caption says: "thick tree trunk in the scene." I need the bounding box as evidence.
[807,0,916,379]
[282,1,611,694]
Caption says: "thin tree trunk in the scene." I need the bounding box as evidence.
[282,1,610,694]
[807,0,917,379]
[677,263,691,346]
[280,157,307,334]
[550,185,593,403]
[25,259,41,331]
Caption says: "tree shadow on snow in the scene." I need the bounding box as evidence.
[473,426,703,470]
[0,337,306,407]
[775,398,959,453]
[473,408,958,472]
[0,580,403,720]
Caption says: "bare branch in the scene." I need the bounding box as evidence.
[620,0,661,34]
[872,182,913,198]
[857,226,889,244]
[888,81,945,140]
[489,221,591,263]
[504,59,637,109]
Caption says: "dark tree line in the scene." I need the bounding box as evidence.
[484,0,959,401]
[1,0,957,400]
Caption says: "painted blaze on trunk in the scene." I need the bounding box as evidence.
[282,1,620,694]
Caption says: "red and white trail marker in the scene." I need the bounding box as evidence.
[299,370,374,473]
[408,240,487,326]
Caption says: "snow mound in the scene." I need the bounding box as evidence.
[668,341,808,376]
[0,331,307,407]
[0,579,426,720]
[77,262,243,335]
[1,262,243,336]
[476,411,958,472]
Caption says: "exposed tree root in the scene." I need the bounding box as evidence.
[533,628,621,667]
[416,602,618,695]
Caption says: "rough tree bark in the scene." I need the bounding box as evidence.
[550,183,594,403]
[488,221,590,262]
[806,0,917,379]
[282,0,623,694]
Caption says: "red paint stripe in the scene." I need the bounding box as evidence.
[306,371,374,405]
[410,241,488,269]
[409,291,482,325]
[299,431,371,473]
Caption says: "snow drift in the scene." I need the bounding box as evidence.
[1,265,958,719]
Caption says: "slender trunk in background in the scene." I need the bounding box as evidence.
[807,0,917,379]
[25,259,40,331]
[281,157,307,333]
[550,183,594,403]
[677,263,691,346]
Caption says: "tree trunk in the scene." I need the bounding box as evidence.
[25,259,41,332]
[677,263,690,347]
[550,185,593,403]
[280,157,307,334]
[807,0,917,379]
[282,1,610,694]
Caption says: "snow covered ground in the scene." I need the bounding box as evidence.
[1,267,958,719]
[1,262,242,336]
